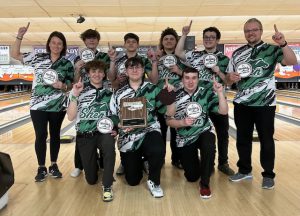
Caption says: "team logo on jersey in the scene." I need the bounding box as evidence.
[80,48,95,63]
[97,117,113,134]
[236,62,252,78]
[42,69,58,85]
[163,54,177,68]
[203,54,218,68]
[186,102,202,118]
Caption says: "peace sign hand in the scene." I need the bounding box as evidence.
[272,24,286,46]
[17,22,30,39]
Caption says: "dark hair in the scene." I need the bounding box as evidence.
[80,29,101,41]
[159,27,179,50]
[182,66,199,76]
[245,18,263,30]
[46,31,67,56]
[203,27,221,40]
[125,57,144,68]
[124,33,139,43]
[85,60,106,72]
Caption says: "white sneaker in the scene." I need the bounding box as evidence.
[70,168,82,178]
[116,163,124,175]
[147,180,164,198]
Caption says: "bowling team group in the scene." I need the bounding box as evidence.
[10,17,297,201]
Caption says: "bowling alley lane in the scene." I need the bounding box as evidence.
[0,94,30,108]
[0,105,30,125]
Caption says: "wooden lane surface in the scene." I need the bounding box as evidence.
[0,117,72,145]
[226,91,300,119]
[1,137,300,216]
[0,91,30,100]
[276,89,300,97]
[0,105,30,125]
[0,94,30,108]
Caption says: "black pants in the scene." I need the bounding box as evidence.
[77,133,115,187]
[121,131,165,186]
[209,112,229,165]
[157,113,179,163]
[179,131,215,187]
[234,103,276,178]
[30,110,66,166]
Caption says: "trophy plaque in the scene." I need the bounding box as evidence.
[42,69,58,85]
[203,54,218,68]
[120,97,147,128]
[236,62,252,78]
[163,54,177,68]
[97,117,114,134]
[185,102,202,118]
[80,48,95,63]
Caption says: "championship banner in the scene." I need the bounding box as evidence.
[0,45,10,65]
[0,65,34,82]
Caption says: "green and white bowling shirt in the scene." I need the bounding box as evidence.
[114,53,152,89]
[75,51,111,84]
[173,82,219,147]
[226,41,283,106]
[185,50,229,84]
[110,81,164,152]
[73,83,115,133]
[23,52,74,112]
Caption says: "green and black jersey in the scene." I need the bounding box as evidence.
[23,52,74,112]
[185,50,229,84]
[114,53,152,89]
[226,41,283,106]
[174,81,219,147]
[73,83,115,133]
[157,53,185,91]
[75,51,111,84]
[110,81,164,152]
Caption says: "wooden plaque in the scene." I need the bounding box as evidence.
[120,97,147,128]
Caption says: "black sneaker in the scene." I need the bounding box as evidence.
[218,163,235,176]
[49,164,62,178]
[35,167,48,182]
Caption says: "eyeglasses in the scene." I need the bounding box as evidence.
[203,36,217,41]
[127,65,143,71]
[244,28,262,34]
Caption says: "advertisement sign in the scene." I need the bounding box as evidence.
[0,45,10,65]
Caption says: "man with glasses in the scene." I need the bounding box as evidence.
[176,22,235,176]
[110,57,173,198]
[226,18,297,189]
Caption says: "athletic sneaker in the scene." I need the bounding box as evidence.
[70,168,82,178]
[229,172,253,182]
[116,163,124,175]
[49,164,62,178]
[147,180,164,198]
[262,177,275,190]
[218,164,235,176]
[200,185,212,199]
[35,167,48,182]
[102,186,113,202]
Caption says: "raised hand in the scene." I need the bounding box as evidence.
[212,76,223,93]
[72,77,84,96]
[107,42,117,61]
[163,78,175,92]
[182,20,192,36]
[147,46,157,61]
[272,24,286,46]
[17,22,30,39]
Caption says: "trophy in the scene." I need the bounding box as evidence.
[80,48,95,63]
[42,69,58,85]
[120,97,147,128]
[97,117,114,134]
[185,102,202,118]
[163,54,177,68]
[203,54,218,68]
[236,62,252,78]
